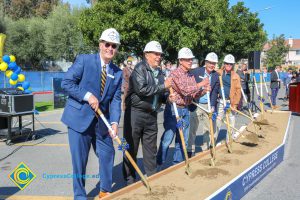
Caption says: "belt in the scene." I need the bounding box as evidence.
[176,104,187,108]
[168,101,187,108]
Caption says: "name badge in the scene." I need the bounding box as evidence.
[107,74,115,79]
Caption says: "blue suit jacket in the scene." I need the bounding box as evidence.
[61,53,122,134]
[189,66,220,111]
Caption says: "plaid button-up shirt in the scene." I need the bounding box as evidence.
[170,66,203,106]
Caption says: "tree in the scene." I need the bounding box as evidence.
[4,0,59,19]
[5,17,47,69]
[79,0,266,63]
[44,4,93,62]
[265,34,289,69]
[223,2,267,60]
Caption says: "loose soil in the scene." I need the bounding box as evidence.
[110,111,290,200]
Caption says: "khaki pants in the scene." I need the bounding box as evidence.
[188,104,213,152]
[216,100,235,142]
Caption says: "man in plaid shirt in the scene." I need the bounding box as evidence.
[157,47,209,168]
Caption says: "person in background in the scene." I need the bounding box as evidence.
[237,63,250,110]
[270,65,282,109]
[122,60,135,110]
[284,69,293,101]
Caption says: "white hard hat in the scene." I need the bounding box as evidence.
[223,54,235,64]
[99,28,121,44]
[178,47,195,59]
[205,52,218,63]
[143,41,163,53]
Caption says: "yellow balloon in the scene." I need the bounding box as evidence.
[9,79,18,85]
[0,33,6,63]
[9,55,16,62]
[0,62,8,71]
[5,70,13,78]
[17,86,24,91]
[18,74,25,82]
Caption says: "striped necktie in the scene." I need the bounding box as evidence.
[101,64,107,95]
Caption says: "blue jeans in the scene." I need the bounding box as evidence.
[271,88,279,105]
[157,103,190,166]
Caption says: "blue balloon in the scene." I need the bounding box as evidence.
[2,55,10,63]
[11,73,18,81]
[14,66,21,74]
[22,81,30,90]
[8,62,17,71]
[16,83,23,87]
[24,89,32,94]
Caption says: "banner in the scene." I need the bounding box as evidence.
[209,145,284,200]
[0,33,6,62]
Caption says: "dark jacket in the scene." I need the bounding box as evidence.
[236,69,250,91]
[125,60,167,113]
[270,70,280,89]
[189,66,220,111]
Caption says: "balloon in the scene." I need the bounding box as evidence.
[14,66,21,74]
[9,79,18,85]
[11,73,18,81]
[24,89,32,94]
[8,62,17,71]
[17,86,24,91]
[22,81,30,90]
[0,62,8,71]
[18,74,25,82]
[9,55,16,62]
[2,55,10,63]
[5,70,13,78]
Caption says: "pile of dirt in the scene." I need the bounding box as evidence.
[111,111,290,200]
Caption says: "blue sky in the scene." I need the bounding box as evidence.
[65,0,300,39]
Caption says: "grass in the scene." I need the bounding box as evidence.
[35,101,54,112]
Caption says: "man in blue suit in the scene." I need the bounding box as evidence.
[188,52,220,157]
[61,28,122,199]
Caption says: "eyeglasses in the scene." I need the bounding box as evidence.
[104,42,118,49]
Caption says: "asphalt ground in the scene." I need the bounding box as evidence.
[0,86,298,200]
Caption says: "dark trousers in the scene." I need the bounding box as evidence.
[271,88,279,105]
[122,108,158,184]
[238,88,251,110]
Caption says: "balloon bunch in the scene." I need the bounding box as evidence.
[0,55,31,93]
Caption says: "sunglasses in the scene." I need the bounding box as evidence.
[104,42,118,49]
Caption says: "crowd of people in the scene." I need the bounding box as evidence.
[61,28,300,200]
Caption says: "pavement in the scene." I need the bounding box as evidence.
[0,86,298,200]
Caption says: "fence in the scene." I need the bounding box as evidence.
[0,71,64,92]
[0,71,286,92]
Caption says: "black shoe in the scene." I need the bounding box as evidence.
[126,177,136,186]
[187,152,194,158]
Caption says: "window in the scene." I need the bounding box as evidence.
[296,50,300,55]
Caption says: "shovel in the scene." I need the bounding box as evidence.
[170,88,192,176]
[96,108,152,193]
[218,75,233,153]
[206,91,217,166]
[263,76,274,113]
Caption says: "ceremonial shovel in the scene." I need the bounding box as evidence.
[218,75,233,153]
[253,76,270,125]
[206,91,217,166]
[262,75,274,113]
[96,108,151,192]
[169,88,192,176]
